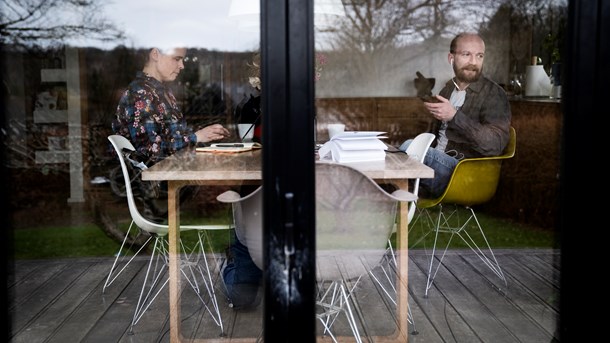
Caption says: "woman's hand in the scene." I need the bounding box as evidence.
[195,124,230,143]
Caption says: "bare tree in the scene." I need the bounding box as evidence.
[0,0,124,48]
[318,0,503,96]
[330,0,503,53]
[320,0,437,95]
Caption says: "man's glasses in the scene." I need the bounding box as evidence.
[452,51,485,60]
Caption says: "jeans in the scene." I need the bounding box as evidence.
[222,231,263,309]
[399,139,459,198]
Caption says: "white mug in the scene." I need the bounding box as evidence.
[238,123,255,141]
[327,123,345,139]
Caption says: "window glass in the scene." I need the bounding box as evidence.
[2,0,565,340]
[2,1,263,339]
[313,0,564,340]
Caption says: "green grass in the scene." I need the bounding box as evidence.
[12,222,234,260]
[12,207,556,260]
[400,206,557,250]
[13,224,123,259]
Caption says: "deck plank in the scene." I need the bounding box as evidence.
[409,251,483,342]
[9,249,560,342]
[81,258,151,343]
[10,260,94,339]
[49,259,149,343]
[12,261,110,343]
[8,261,68,312]
[491,254,559,337]
[454,252,555,342]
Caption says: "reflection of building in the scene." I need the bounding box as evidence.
[32,47,84,203]
[2,46,258,209]
[2,42,562,229]
[185,83,227,129]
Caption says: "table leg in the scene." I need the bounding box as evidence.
[168,181,182,343]
[396,180,409,342]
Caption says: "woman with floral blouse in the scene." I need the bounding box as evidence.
[112,47,230,221]
[113,47,229,165]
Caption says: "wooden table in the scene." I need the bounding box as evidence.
[142,148,433,342]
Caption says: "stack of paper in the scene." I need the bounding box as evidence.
[318,131,388,163]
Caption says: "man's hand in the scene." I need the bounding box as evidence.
[423,95,457,122]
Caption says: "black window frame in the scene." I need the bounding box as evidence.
[261,0,317,341]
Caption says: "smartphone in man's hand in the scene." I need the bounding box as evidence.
[419,95,442,103]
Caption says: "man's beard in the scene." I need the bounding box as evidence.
[454,64,482,83]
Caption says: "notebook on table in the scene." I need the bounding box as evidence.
[196,142,262,153]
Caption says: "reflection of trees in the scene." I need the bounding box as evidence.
[487,0,567,71]
[330,0,505,53]
[317,0,566,97]
[184,83,228,128]
[320,0,504,96]
[0,0,124,48]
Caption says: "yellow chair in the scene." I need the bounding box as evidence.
[417,127,516,297]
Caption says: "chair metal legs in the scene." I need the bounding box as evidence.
[103,220,152,294]
[374,248,417,332]
[184,231,224,332]
[316,278,363,343]
[128,231,224,333]
[423,204,507,297]
[104,225,224,334]
[131,236,170,328]
[316,255,420,342]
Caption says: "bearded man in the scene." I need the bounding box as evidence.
[398,32,512,198]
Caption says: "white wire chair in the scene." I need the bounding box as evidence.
[105,135,230,333]
[217,162,416,342]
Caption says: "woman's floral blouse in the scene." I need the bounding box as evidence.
[113,71,197,164]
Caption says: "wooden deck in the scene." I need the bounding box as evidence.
[8,249,560,342]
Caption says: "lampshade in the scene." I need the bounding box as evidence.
[228,0,259,18]
[228,0,345,30]
[314,0,345,29]
[315,0,345,17]
[228,0,259,30]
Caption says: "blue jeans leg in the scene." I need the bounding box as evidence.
[222,231,263,309]
[421,147,458,198]
[399,140,458,198]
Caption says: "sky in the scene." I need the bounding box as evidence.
[81,0,260,52]
[74,0,344,52]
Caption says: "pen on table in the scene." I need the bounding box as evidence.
[216,143,244,147]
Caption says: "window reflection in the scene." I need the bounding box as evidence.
[2,0,565,340]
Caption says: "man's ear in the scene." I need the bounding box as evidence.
[150,48,160,61]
